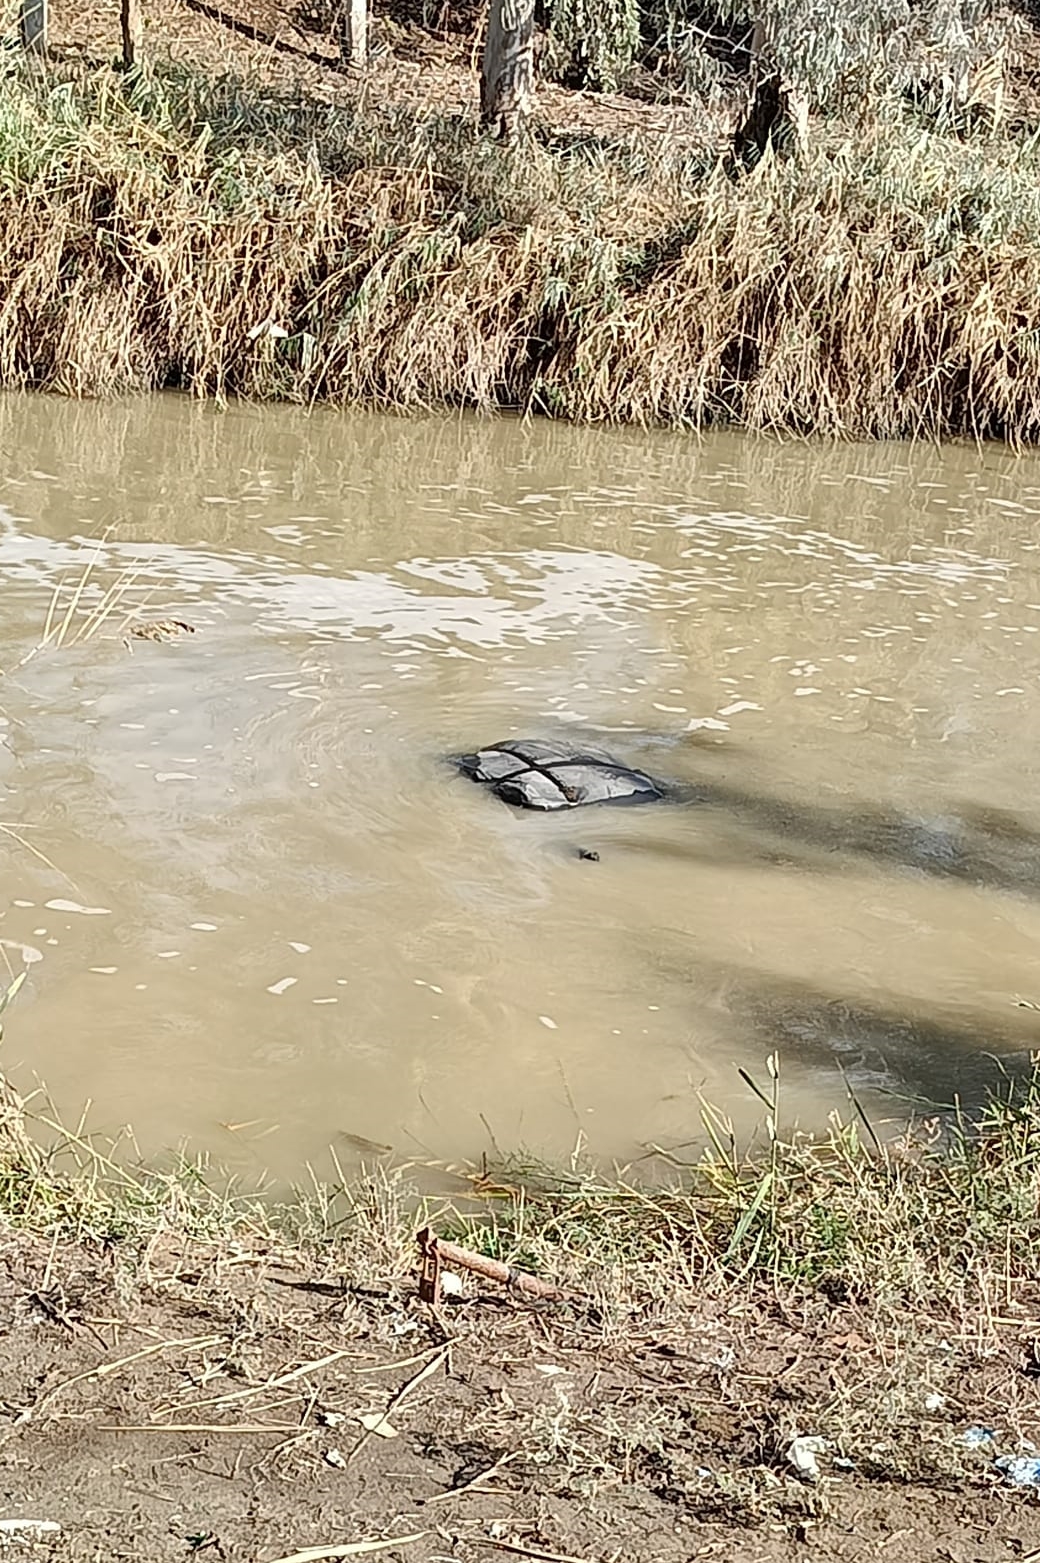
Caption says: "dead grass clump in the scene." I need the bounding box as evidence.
[0,51,1039,435]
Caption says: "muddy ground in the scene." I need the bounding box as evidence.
[0,1227,1036,1562]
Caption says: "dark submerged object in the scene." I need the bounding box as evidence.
[458,738,665,812]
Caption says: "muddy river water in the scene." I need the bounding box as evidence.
[1,392,1039,1182]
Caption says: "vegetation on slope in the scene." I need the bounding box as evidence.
[1,33,1040,437]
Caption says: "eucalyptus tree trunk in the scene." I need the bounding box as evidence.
[733,18,809,169]
[481,0,535,140]
[20,0,46,54]
[343,0,367,67]
[121,0,142,68]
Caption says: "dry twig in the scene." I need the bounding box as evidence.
[265,1536,428,1563]
[346,1344,448,1464]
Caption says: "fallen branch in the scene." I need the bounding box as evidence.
[416,1228,579,1304]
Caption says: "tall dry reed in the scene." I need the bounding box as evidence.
[1,50,1040,438]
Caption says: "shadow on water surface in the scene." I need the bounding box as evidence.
[711,964,1037,1119]
[4,392,1040,1169]
[629,745,1040,900]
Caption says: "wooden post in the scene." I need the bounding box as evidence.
[121,0,142,68]
[20,0,46,55]
[343,0,367,67]
[481,0,535,141]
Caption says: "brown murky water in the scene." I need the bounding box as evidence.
[1,392,1039,1182]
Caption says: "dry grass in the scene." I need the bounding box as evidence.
[0,1001,1037,1333]
[0,44,1039,436]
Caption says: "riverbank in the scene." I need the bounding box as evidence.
[4,22,1040,440]
[0,1044,1039,1560]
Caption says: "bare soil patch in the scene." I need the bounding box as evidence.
[0,1226,1038,1562]
[45,0,728,147]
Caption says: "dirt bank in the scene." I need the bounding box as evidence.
[3,1221,1040,1563]
[48,0,720,149]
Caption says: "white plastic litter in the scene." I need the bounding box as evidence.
[961,1426,997,1448]
[997,1456,1040,1489]
[787,1435,829,1481]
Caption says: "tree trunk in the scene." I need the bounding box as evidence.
[20,0,46,54]
[732,20,808,170]
[343,0,367,67]
[481,0,535,141]
[121,0,142,68]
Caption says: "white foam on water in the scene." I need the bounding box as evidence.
[0,940,41,965]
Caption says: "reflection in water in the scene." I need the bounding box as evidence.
[633,779,1040,900]
[0,393,1039,1181]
